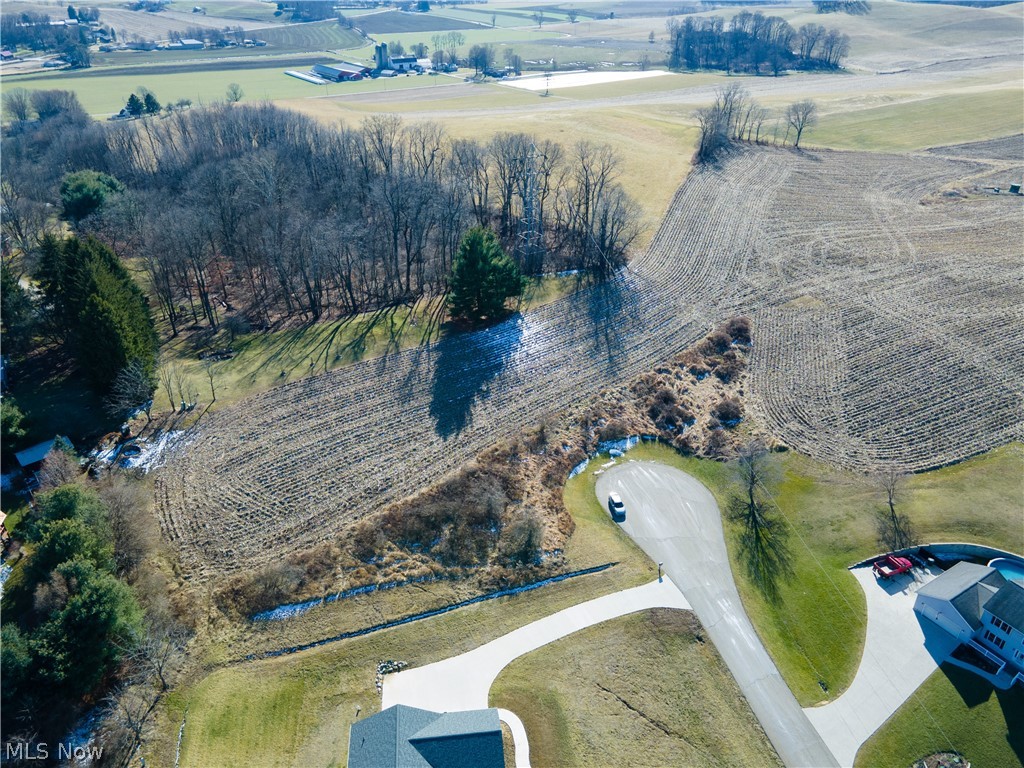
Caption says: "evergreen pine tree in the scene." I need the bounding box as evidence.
[125,93,144,116]
[35,235,157,392]
[143,92,161,114]
[448,227,526,323]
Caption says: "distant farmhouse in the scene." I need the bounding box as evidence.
[290,43,434,88]
[914,561,1024,687]
[374,42,431,73]
[347,705,504,768]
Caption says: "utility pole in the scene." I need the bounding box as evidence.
[517,143,543,274]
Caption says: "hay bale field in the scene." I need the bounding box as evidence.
[156,141,1023,578]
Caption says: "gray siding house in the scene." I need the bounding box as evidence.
[914,561,1024,686]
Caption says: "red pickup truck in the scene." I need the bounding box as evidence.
[873,555,913,578]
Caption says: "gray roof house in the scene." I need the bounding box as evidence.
[347,705,504,768]
[914,561,1006,638]
[915,561,1024,686]
[15,438,57,470]
[979,581,1024,676]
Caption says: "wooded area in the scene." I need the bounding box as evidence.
[2,98,640,335]
[668,10,850,75]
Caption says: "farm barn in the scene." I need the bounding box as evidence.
[312,62,371,81]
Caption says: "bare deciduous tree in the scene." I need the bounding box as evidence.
[203,359,218,403]
[874,467,915,551]
[3,88,33,124]
[97,474,160,578]
[785,100,818,148]
[36,442,80,491]
[105,359,155,423]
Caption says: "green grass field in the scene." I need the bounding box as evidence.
[1,63,445,116]
[855,663,1024,768]
[811,88,1024,152]
[490,609,783,768]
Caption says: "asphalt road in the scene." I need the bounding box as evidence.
[595,461,839,768]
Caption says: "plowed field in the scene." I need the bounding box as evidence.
[157,142,1023,577]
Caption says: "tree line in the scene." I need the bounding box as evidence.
[668,10,850,75]
[694,84,818,162]
[2,97,640,338]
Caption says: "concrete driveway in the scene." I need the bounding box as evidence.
[803,566,959,767]
[596,460,839,768]
[382,577,690,766]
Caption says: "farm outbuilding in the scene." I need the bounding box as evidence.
[15,438,57,472]
[312,62,371,82]
[390,55,419,72]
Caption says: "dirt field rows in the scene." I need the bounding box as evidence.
[156,142,1023,578]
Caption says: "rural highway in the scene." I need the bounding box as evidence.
[595,461,840,768]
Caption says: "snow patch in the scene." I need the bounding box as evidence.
[501,69,671,92]
[122,430,195,472]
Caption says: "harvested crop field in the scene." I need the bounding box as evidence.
[157,142,1023,578]
[352,10,483,34]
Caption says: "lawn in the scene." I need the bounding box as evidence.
[585,442,1024,707]
[810,88,1024,153]
[855,663,1024,768]
[490,609,782,768]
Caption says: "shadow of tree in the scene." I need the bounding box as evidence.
[429,314,523,439]
[584,269,632,375]
[730,499,794,604]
